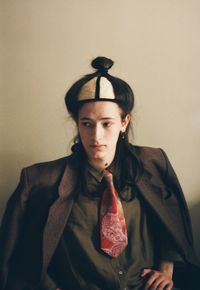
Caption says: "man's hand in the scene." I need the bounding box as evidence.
[141,266,173,290]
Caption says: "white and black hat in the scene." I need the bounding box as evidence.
[65,56,134,118]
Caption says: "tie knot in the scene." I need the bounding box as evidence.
[103,170,113,184]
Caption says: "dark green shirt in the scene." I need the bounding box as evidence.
[48,165,158,290]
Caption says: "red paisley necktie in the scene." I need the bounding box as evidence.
[100,170,128,258]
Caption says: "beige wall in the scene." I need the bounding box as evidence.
[1,0,200,257]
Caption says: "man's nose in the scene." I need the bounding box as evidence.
[92,124,103,141]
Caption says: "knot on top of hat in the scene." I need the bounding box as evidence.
[92,56,113,74]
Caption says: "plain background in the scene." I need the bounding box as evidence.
[0,0,200,258]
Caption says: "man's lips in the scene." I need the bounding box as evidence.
[89,144,106,149]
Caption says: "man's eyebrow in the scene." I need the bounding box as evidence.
[79,117,115,121]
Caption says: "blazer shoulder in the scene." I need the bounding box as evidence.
[133,145,165,161]
[23,155,73,187]
[131,144,169,172]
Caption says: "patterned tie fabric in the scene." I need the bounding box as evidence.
[100,170,128,258]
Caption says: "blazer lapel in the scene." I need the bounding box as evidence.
[42,156,78,275]
[136,169,194,256]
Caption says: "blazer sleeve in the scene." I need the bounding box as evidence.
[137,146,199,266]
[160,148,194,247]
[0,169,30,288]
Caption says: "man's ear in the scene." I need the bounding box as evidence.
[121,114,131,132]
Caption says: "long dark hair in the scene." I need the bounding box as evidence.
[65,56,142,193]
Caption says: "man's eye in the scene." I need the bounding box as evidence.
[82,122,92,127]
[103,122,112,127]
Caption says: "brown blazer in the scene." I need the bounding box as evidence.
[0,146,199,290]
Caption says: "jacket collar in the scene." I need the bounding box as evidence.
[58,154,79,198]
[42,155,79,277]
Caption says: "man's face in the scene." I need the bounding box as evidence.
[77,101,130,167]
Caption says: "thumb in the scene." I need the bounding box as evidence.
[140,268,152,277]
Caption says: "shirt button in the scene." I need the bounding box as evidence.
[118,270,123,275]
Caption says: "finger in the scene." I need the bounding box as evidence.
[146,271,159,284]
[157,280,173,290]
[161,283,173,290]
[151,274,173,290]
[141,268,152,277]
[144,271,159,290]
[150,276,166,290]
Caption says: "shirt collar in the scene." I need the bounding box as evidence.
[87,162,115,183]
[87,163,104,183]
